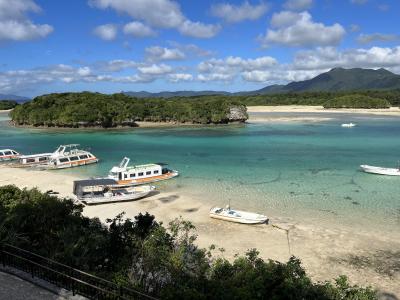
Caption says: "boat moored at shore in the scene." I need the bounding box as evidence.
[360,164,400,176]
[44,144,98,169]
[0,149,21,161]
[73,178,155,204]
[341,123,356,127]
[108,157,179,185]
[209,206,268,224]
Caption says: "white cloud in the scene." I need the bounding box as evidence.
[198,73,234,82]
[0,0,53,41]
[259,11,345,47]
[137,63,173,75]
[179,21,221,38]
[77,67,91,76]
[90,0,220,38]
[357,33,400,44]
[123,21,156,37]
[211,1,269,23]
[168,73,193,82]
[350,24,360,32]
[95,59,138,72]
[93,24,118,41]
[292,46,400,70]
[283,0,313,11]
[168,42,213,57]
[145,46,185,61]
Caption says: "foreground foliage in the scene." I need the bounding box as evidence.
[0,100,18,110]
[0,185,377,299]
[10,92,247,127]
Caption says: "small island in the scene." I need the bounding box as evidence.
[10,92,248,128]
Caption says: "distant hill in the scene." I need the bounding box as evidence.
[254,68,400,94]
[124,90,231,98]
[123,68,400,97]
[0,94,30,102]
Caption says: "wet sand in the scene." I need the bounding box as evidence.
[0,165,399,296]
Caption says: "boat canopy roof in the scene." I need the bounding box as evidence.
[73,178,118,195]
[20,153,52,159]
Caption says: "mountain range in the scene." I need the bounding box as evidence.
[0,94,30,102]
[124,68,400,98]
[2,68,400,101]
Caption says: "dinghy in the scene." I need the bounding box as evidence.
[341,123,356,127]
[209,206,268,224]
[360,164,400,176]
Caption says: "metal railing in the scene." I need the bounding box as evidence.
[0,244,158,300]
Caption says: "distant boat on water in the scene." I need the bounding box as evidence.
[360,164,400,176]
[209,205,268,224]
[341,123,356,127]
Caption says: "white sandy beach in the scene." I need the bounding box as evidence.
[247,106,400,123]
[0,165,399,296]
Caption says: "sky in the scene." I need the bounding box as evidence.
[0,0,399,97]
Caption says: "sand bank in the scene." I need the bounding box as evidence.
[248,105,400,116]
[0,165,399,296]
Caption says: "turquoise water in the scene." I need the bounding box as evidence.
[1,111,400,234]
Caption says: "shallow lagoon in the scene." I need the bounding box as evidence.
[1,111,400,235]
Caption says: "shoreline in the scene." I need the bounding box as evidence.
[0,165,398,295]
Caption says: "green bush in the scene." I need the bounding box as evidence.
[0,185,377,299]
[323,95,391,108]
[0,100,18,110]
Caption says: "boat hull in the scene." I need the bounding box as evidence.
[209,207,268,224]
[78,186,154,205]
[115,171,179,186]
[360,165,400,176]
[43,157,99,170]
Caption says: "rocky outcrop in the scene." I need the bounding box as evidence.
[227,105,248,122]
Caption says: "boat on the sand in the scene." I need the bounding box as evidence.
[107,157,178,185]
[360,164,400,176]
[209,206,268,224]
[73,178,155,204]
[0,149,20,161]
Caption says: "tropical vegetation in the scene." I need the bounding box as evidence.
[10,92,247,127]
[323,95,390,109]
[0,185,377,299]
[0,100,18,110]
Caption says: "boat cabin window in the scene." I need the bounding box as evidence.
[39,157,48,162]
[27,158,35,163]
[154,170,159,174]
[4,151,12,155]
[0,152,4,156]
[130,173,136,178]
[59,158,69,163]
[79,154,88,159]
[70,156,79,161]
[162,168,169,174]
[12,151,18,155]
[138,172,144,177]
[146,171,151,175]
[124,174,128,179]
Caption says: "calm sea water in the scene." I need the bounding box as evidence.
[1,111,400,234]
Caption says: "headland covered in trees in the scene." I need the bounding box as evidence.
[9,90,400,128]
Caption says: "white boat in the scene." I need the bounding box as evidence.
[43,144,98,169]
[19,152,53,166]
[209,206,268,224]
[107,157,178,185]
[73,178,155,204]
[341,123,356,127]
[0,149,21,161]
[360,164,400,176]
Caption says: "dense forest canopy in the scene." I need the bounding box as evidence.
[10,92,248,128]
[9,90,400,128]
[0,100,18,110]
[0,185,377,299]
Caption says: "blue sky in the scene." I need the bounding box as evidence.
[0,0,399,97]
